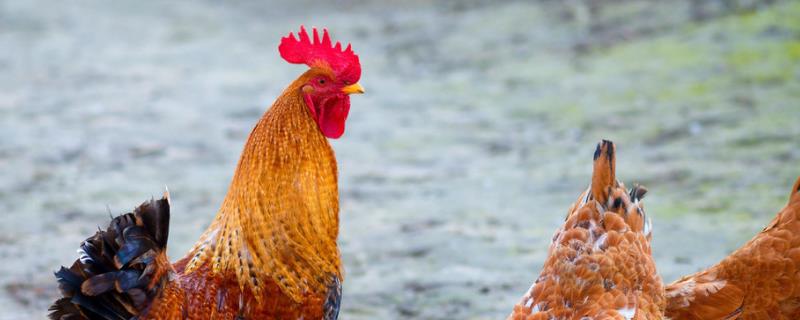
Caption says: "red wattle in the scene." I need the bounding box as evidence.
[319,97,350,139]
[304,94,350,139]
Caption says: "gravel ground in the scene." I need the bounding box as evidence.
[0,0,798,319]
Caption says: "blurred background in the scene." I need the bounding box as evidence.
[0,0,798,318]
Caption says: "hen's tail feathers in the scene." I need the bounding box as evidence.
[584,140,652,235]
[48,197,172,320]
[591,139,616,202]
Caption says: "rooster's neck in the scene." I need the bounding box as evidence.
[183,78,342,302]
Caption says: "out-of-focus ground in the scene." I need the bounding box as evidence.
[0,0,798,319]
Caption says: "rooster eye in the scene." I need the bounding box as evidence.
[318,79,326,85]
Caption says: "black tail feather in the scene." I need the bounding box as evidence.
[49,197,171,320]
[50,298,84,320]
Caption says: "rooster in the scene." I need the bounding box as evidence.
[665,177,800,320]
[508,140,665,320]
[48,26,364,320]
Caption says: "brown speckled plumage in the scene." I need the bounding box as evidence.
[508,140,665,320]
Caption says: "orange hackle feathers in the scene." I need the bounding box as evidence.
[508,140,665,320]
[181,71,342,303]
[665,176,800,320]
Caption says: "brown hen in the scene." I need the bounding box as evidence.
[508,140,665,320]
[665,177,800,320]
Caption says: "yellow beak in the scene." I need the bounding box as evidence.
[342,82,365,95]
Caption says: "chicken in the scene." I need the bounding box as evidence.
[508,140,665,320]
[48,26,364,320]
[665,177,800,320]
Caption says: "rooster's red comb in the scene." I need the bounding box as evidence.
[279,26,361,84]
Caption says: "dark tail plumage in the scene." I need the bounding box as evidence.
[49,197,172,320]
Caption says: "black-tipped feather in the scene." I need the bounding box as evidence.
[49,197,171,320]
[140,198,170,248]
[50,297,84,320]
[630,184,648,202]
